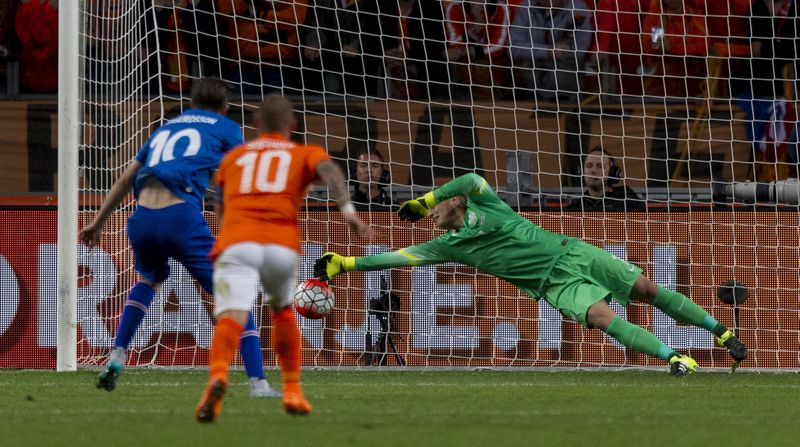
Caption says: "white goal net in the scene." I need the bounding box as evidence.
[67,0,799,371]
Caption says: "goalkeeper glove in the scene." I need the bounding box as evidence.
[398,192,438,222]
[314,252,356,281]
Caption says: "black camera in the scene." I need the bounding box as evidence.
[369,291,401,315]
[364,275,405,366]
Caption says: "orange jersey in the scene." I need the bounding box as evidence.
[212,133,329,257]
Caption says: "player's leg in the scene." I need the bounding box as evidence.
[543,249,696,376]
[174,210,279,397]
[629,276,747,362]
[240,315,281,397]
[96,279,159,391]
[258,244,311,415]
[97,209,169,391]
[196,242,259,422]
[585,300,696,376]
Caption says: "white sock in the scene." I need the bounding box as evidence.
[108,347,126,366]
[249,377,268,389]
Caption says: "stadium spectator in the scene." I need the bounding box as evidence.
[444,0,516,100]
[216,0,307,95]
[79,78,280,399]
[301,0,363,96]
[315,173,748,376]
[0,0,14,56]
[15,0,58,93]
[85,1,126,95]
[736,0,798,99]
[733,0,798,181]
[640,0,710,98]
[351,150,394,211]
[152,0,222,92]
[705,0,753,59]
[356,0,449,100]
[0,0,15,94]
[588,0,645,95]
[567,146,644,212]
[153,1,191,92]
[702,1,755,101]
[509,0,593,101]
[195,94,371,422]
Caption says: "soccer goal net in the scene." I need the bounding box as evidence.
[58,1,799,371]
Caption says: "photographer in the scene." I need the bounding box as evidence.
[352,150,395,211]
[567,147,645,212]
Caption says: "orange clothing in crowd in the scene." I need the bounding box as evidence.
[706,0,753,57]
[15,0,58,93]
[216,0,307,62]
[640,0,710,96]
[594,0,645,55]
[641,0,709,57]
[444,0,517,59]
[212,133,329,258]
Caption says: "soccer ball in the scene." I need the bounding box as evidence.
[293,279,335,319]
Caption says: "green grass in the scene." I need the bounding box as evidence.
[1,370,798,447]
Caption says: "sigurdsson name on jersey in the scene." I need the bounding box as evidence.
[246,139,295,150]
[167,115,219,125]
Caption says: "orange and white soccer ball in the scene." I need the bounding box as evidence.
[293,279,335,319]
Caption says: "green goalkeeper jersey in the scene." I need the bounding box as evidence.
[354,173,577,298]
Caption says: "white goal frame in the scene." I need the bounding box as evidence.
[57,0,81,371]
[52,1,800,372]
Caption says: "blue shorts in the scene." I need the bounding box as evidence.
[127,203,213,292]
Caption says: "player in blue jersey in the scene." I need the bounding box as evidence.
[79,78,279,397]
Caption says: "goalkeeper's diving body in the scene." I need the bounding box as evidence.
[315,173,748,375]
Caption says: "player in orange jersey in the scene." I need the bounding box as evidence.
[196,94,372,422]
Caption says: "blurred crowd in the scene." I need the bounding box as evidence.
[0,0,797,192]
[0,0,795,103]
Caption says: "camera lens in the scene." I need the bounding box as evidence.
[726,180,800,205]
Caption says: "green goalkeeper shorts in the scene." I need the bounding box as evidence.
[540,242,642,328]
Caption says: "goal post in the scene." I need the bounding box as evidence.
[56,0,81,372]
[47,1,800,372]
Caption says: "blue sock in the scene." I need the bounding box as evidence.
[114,282,156,350]
[239,312,265,379]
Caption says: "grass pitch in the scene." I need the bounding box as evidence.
[1,369,797,447]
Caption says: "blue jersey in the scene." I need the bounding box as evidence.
[133,108,243,209]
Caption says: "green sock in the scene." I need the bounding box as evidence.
[605,316,677,361]
[652,287,728,337]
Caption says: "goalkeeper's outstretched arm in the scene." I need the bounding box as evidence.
[314,242,450,281]
[398,173,495,221]
[431,172,493,202]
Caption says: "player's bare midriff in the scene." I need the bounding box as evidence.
[137,176,185,209]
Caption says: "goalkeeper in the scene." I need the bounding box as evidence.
[315,173,747,375]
